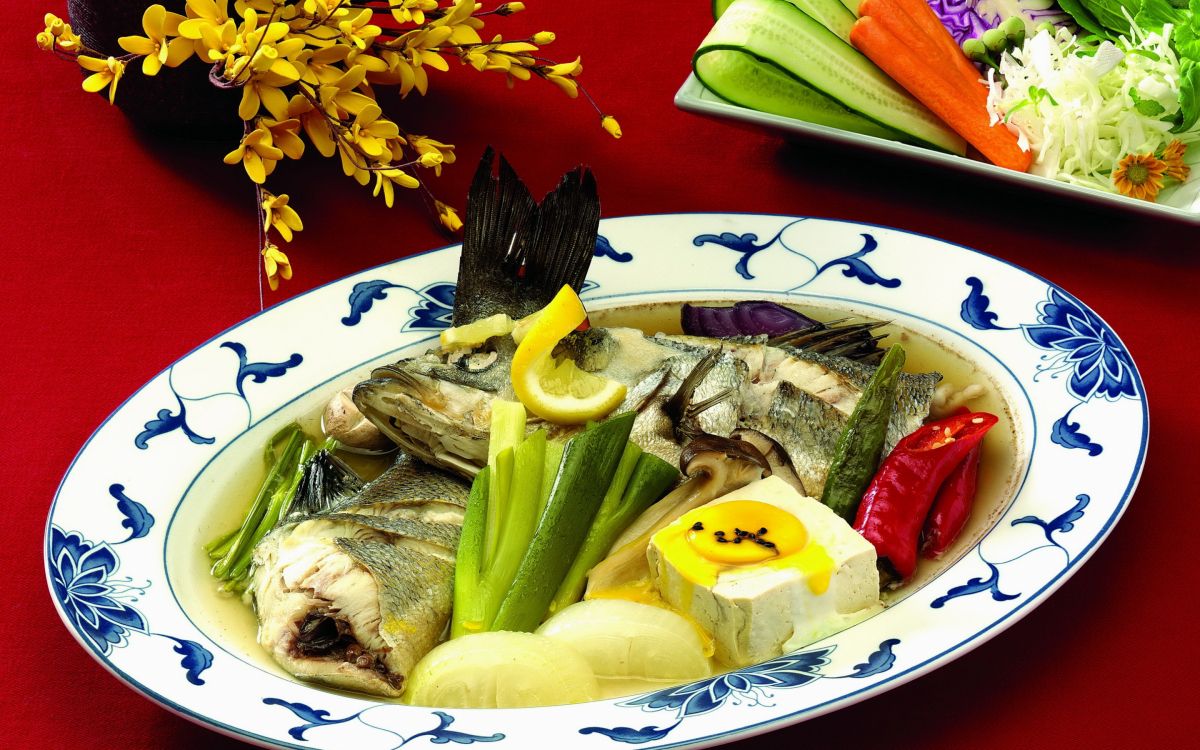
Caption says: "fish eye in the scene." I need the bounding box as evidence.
[460,350,500,372]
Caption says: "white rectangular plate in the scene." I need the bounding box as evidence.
[675,73,1200,225]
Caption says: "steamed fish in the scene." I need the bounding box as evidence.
[354,328,939,497]
[249,454,468,697]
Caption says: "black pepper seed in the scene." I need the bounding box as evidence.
[733,537,742,544]
[691,522,704,531]
[714,531,725,537]
[758,527,768,535]
[716,537,728,544]
[762,541,776,548]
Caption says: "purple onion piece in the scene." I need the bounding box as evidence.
[681,302,821,339]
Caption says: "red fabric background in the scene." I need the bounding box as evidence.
[3,1,1197,747]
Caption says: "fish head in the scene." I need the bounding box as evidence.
[352,341,519,477]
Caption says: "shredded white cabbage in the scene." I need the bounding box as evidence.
[990,25,1200,207]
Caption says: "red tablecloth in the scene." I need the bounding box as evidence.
[4,2,1197,747]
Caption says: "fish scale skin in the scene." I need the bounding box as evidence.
[740,381,845,498]
[332,454,469,512]
[335,538,454,681]
[322,513,461,552]
[779,346,941,444]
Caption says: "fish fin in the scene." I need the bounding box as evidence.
[457,148,536,327]
[286,451,365,521]
[520,165,599,299]
[453,148,600,325]
[769,319,889,361]
[664,349,735,441]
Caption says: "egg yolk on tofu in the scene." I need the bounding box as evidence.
[662,500,835,594]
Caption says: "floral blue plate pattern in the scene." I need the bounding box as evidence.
[45,214,1146,749]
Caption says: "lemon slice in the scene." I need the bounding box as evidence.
[511,286,627,424]
[440,313,514,349]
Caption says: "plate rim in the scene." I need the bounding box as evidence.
[44,212,1150,749]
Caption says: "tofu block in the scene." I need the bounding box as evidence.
[648,476,880,666]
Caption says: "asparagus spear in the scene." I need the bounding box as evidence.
[821,344,906,522]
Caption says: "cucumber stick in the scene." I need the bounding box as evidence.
[695,49,909,142]
[548,448,679,614]
[718,0,856,42]
[696,0,966,154]
[491,413,636,632]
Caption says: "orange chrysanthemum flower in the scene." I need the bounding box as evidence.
[1160,140,1190,182]
[1113,153,1168,202]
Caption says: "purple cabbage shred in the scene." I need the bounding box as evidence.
[927,0,1000,46]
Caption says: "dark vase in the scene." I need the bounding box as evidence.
[67,0,241,139]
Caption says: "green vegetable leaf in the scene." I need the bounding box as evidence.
[1176,15,1200,60]
[1135,0,1189,31]
[1131,88,1168,115]
[1175,60,1200,131]
[1030,85,1060,107]
[1074,0,1144,36]
[1060,0,1119,38]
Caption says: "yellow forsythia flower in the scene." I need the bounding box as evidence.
[118,4,193,76]
[261,243,292,291]
[260,117,306,160]
[224,126,284,184]
[435,200,463,232]
[390,0,438,25]
[375,167,420,207]
[542,57,581,98]
[79,56,126,104]
[38,0,618,286]
[262,191,303,242]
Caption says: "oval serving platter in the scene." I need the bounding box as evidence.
[46,214,1146,749]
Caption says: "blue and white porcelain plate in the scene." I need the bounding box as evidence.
[45,214,1147,749]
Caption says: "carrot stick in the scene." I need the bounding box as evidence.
[885,0,988,94]
[858,0,985,108]
[850,17,1032,171]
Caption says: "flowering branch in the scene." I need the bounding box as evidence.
[38,0,619,292]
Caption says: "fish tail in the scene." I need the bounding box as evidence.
[453,147,600,325]
[522,163,599,297]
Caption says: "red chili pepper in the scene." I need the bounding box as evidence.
[853,411,998,583]
[921,440,982,559]
[920,406,981,559]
